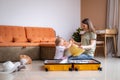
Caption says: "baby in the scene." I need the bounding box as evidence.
[54,36,72,59]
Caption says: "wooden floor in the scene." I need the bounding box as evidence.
[0,57,120,80]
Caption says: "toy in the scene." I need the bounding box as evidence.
[20,55,32,65]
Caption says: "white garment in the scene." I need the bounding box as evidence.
[0,61,21,74]
[20,59,28,65]
[54,46,66,59]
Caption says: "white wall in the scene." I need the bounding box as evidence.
[0,0,80,40]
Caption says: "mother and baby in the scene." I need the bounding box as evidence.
[54,18,97,60]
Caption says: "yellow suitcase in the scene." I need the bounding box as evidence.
[68,59,102,71]
[44,59,73,71]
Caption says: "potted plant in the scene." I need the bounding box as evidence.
[72,28,82,42]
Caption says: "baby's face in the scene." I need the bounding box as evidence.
[59,39,65,46]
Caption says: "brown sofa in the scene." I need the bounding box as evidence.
[0,25,56,62]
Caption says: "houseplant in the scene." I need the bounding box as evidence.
[72,27,82,42]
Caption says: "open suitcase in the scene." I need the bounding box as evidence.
[68,59,102,71]
[44,59,73,71]
[44,59,102,71]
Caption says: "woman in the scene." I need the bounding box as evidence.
[69,18,97,60]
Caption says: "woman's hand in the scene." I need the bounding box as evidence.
[80,39,96,50]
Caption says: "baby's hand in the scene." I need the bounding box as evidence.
[69,39,74,43]
[69,40,73,44]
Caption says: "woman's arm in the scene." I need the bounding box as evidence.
[81,39,96,50]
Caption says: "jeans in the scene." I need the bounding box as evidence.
[68,53,93,60]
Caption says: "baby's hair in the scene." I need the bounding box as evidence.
[55,36,62,46]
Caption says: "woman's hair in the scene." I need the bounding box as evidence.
[82,18,96,33]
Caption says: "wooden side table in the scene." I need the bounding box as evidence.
[104,29,117,57]
[96,29,117,57]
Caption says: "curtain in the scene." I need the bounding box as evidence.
[117,0,120,56]
[106,0,120,57]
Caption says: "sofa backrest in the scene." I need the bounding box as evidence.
[0,25,56,47]
[0,25,27,43]
[11,26,27,42]
[0,25,13,42]
[25,27,56,43]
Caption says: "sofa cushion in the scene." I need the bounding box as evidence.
[40,37,56,42]
[0,42,41,47]
[2,36,13,42]
[25,27,56,42]
[0,26,13,42]
[0,26,27,43]
[28,37,55,43]
[28,38,41,43]
[11,26,27,42]
[0,25,56,47]
[40,42,55,47]
[13,37,27,42]
[0,36,4,43]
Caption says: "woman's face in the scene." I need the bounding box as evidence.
[81,23,89,31]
